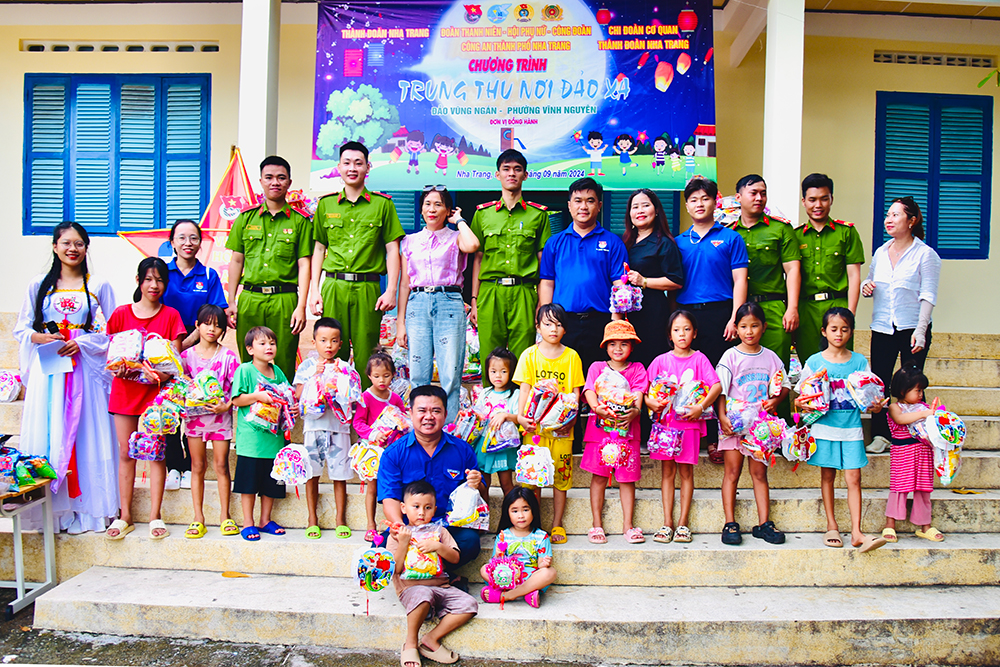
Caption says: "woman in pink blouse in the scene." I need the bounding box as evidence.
[397,185,481,421]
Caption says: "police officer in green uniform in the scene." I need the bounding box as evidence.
[310,141,405,386]
[796,172,865,362]
[470,149,551,366]
[226,155,313,380]
[728,174,801,370]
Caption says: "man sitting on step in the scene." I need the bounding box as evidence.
[377,384,484,584]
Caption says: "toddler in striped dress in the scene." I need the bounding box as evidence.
[881,364,943,543]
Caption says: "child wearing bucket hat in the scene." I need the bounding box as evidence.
[581,320,649,544]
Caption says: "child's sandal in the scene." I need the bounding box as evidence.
[653,526,673,543]
[550,527,567,544]
[220,519,240,536]
[185,522,207,539]
[881,527,898,543]
[587,527,607,544]
[674,526,692,543]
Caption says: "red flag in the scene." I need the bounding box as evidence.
[202,147,256,230]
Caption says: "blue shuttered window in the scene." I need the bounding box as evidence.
[23,74,211,236]
[874,92,992,259]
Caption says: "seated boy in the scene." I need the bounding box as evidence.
[388,480,478,667]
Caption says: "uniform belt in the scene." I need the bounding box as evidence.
[328,272,381,283]
[748,293,786,303]
[243,283,297,295]
[807,290,848,301]
[493,276,535,286]
[565,310,606,320]
[412,285,462,294]
[680,299,732,310]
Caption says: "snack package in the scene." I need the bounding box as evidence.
[184,370,226,417]
[768,369,785,398]
[390,377,411,404]
[795,367,830,426]
[782,414,817,462]
[524,379,559,423]
[462,318,482,383]
[128,431,166,461]
[724,398,759,436]
[446,483,490,530]
[270,444,311,486]
[26,456,58,480]
[106,329,145,374]
[515,441,555,487]
[647,374,678,411]
[299,378,327,421]
[444,406,487,444]
[349,440,383,482]
[143,334,184,378]
[738,412,789,467]
[0,454,19,494]
[925,410,967,451]
[482,419,522,453]
[316,361,363,424]
[356,546,395,592]
[599,436,632,468]
[672,380,715,420]
[14,461,35,487]
[538,392,579,435]
[609,263,643,313]
[648,421,683,457]
[787,350,803,385]
[934,446,962,486]
[367,404,413,448]
[391,343,410,381]
[594,367,635,436]
[484,554,527,591]
[379,314,397,347]
[400,523,445,580]
[845,371,887,413]
[0,371,21,403]
[246,379,296,434]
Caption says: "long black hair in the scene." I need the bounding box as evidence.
[497,487,542,533]
[133,257,170,303]
[33,222,94,333]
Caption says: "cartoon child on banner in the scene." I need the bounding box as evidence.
[652,135,671,175]
[405,129,425,175]
[614,133,638,176]
[584,131,607,177]
[433,134,457,176]
[682,139,698,183]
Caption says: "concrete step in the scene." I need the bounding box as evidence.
[34,566,1000,665]
[922,357,1000,387]
[854,329,1000,360]
[0,400,22,435]
[0,340,19,371]
[925,386,1000,417]
[127,481,1000,535]
[5,526,1000,589]
[864,414,1000,450]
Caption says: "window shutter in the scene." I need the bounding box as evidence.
[884,104,929,171]
[937,181,981,250]
[165,161,202,223]
[163,84,205,225]
[383,191,417,232]
[72,83,113,232]
[119,84,157,229]
[166,85,202,153]
[26,83,68,231]
[604,190,678,237]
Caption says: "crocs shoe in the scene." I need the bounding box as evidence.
[722,521,742,545]
[751,520,785,545]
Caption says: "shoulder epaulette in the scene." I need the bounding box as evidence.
[526,201,548,211]
[477,200,499,210]
[318,191,340,200]
[371,191,392,200]
[240,202,263,214]
[833,219,854,227]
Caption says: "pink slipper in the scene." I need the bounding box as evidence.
[525,590,540,608]
[480,585,503,603]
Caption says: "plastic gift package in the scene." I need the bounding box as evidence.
[524,379,559,422]
[934,446,962,486]
[768,369,785,398]
[647,374,678,411]
[738,412,789,467]
[482,420,522,453]
[538,392,578,435]
[270,444,311,486]
[143,334,184,378]
[484,554,527,591]
[446,484,490,530]
[672,380,715,420]
[367,404,412,448]
[462,318,482,383]
[609,263,643,313]
[594,367,635,436]
[515,442,555,487]
[724,398,759,437]
[356,547,395,592]
[128,431,166,462]
[782,414,817,462]
[379,314,397,347]
[599,436,632,468]
[845,371,887,413]
[648,422,683,457]
[795,367,830,426]
[184,370,226,417]
[0,371,21,403]
[400,523,446,580]
[106,329,145,374]
[445,406,486,444]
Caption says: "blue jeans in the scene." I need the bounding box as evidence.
[405,290,466,422]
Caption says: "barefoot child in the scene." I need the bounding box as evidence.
[181,304,240,538]
[293,318,357,540]
[881,364,943,543]
[231,326,289,541]
[106,257,186,541]
[645,310,721,544]
[389,480,478,667]
[353,348,407,542]
[480,487,557,607]
[514,304,585,544]
[475,347,521,498]
[581,321,648,544]
[795,307,886,553]
[716,302,790,545]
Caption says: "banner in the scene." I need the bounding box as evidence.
[312,0,715,192]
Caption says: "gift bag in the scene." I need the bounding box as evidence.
[400,524,446,580]
[795,367,830,426]
[184,370,226,417]
[128,431,166,462]
[444,406,486,443]
[524,379,559,422]
[106,329,145,374]
[482,419,522,453]
[609,263,643,313]
[599,435,632,468]
[515,442,555,487]
[648,421,683,457]
[782,414,817,463]
[724,398,759,437]
[538,392,579,435]
[446,484,490,530]
[845,371,887,413]
[934,446,962,486]
[0,371,21,403]
[368,404,413,448]
[647,374,678,411]
[271,444,311,486]
[768,369,785,398]
[594,367,634,436]
[143,334,184,378]
[738,412,789,467]
[462,317,482,383]
[379,314,397,347]
[673,380,715,420]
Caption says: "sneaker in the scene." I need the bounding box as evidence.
[721,521,742,545]
[866,435,891,454]
[752,520,786,545]
[179,470,192,489]
[165,469,181,491]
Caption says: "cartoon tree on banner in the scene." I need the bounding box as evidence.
[316,84,400,159]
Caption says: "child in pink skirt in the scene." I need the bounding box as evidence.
[645,310,721,544]
[581,321,649,545]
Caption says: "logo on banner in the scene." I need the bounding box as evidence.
[464,4,483,23]
[541,4,563,20]
[487,3,511,23]
[221,196,248,221]
[515,3,533,21]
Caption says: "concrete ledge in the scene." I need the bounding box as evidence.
[854,330,1000,360]
[926,386,1000,417]
[6,528,1000,588]
[33,567,1000,665]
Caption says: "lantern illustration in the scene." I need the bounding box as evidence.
[677,52,691,75]
[678,8,698,35]
[596,7,612,25]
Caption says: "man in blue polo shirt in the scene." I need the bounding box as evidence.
[378,385,483,572]
[538,177,628,374]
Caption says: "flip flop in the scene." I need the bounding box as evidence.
[550,526,567,544]
[105,519,134,541]
[221,519,240,536]
[306,525,322,539]
[149,519,170,540]
[707,443,724,465]
[881,527,898,543]
[241,526,260,541]
[915,526,945,542]
[364,528,378,543]
[624,527,645,544]
[588,527,607,544]
[418,643,459,665]
[185,522,207,539]
[260,521,285,535]
[401,646,421,667]
[653,526,673,543]
[856,535,888,553]
[823,530,843,548]
[335,525,352,539]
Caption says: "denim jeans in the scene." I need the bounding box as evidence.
[405,290,466,422]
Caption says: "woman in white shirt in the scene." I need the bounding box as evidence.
[862,197,941,452]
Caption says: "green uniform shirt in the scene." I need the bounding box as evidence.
[796,218,865,295]
[232,361,290,459]
[730,214,801,296]
[226,203,313,285]
[313,188,405,274]
[470,196,551,280]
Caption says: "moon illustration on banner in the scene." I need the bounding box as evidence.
[409,0,609,156]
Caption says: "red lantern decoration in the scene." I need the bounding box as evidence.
[678,9,698,35]
[596,7,611,25]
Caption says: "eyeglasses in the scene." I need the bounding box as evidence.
[57,240,87,250]
[173,235,201,244]
[422,184,447,192]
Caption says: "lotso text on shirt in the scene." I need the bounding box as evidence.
[538,369,567,383]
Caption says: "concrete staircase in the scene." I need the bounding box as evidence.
[2,319,998,664]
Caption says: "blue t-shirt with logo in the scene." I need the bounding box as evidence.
[540,224,629,312]
[162,259,228,330]
[377,431,479,521]
[675,223,749,304]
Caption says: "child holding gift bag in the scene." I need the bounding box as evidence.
[475,347,521,498]
[514,304,585,544]
[581,321,648,544]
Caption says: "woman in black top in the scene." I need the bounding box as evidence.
[621,189,685,368]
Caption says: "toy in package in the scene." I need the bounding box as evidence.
[400,523,446,580]
[524,379,559,422]
[925,410,967,451]
[247,379,296,435]
[143,334,184,378]
[106,329,145,374]
[349,440,383,481]
[483,554,527,591]
[538,392,579,435]
[787,353,803,386]
[594,367,635,436]
[672,380,715,420]
[445,406,487,443]
[299,378,327,420]
[379,314,397,346]
[647,374,678,411]
[446,484,490,530]
[768,369,785,398]
[738,412,789,467]
[795,367,830,426]
[845,371,887,413]
[934,446,962,486]
[599,436,632,468]
[609,262,643,314]
[515,440,555,487]
[184,370,226,417]
[724,398,759,437]
[782,414,817,462]
[0,454,19,494]
[128,431,166,461]
[648,421,683,457]
[482,419,522,453]
[270,444,311,486]
[462,318,482,383]
[367,405,412,448]
[0,371,21,403]
[319,361,363,424]
[391,344,410,381]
